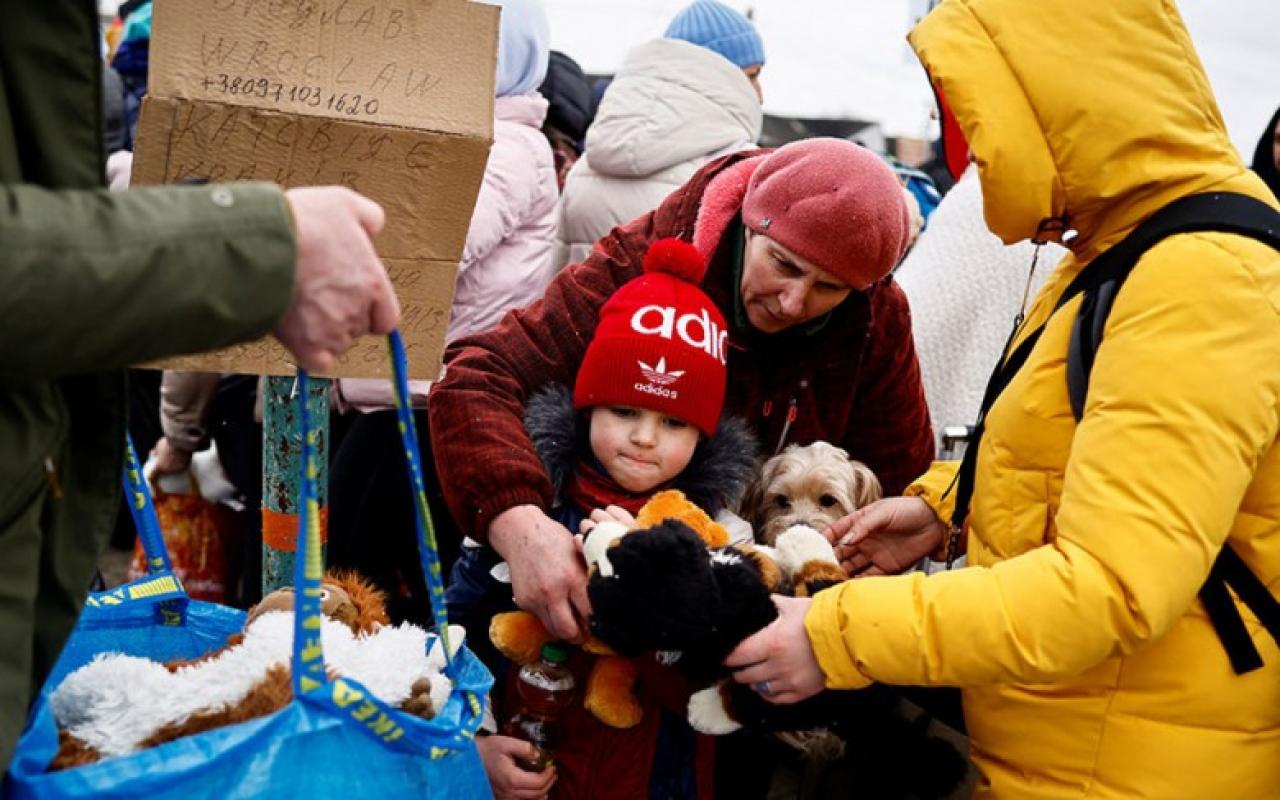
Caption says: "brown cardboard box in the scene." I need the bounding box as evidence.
[132,0,499,379]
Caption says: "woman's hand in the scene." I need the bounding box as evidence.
[578,504,637,535]
[150,437,193,476]
[824,497,946,577]
[490,505,591,643]
[724,595,825,704]
[477,735,557,800]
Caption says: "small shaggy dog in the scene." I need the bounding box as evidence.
[732,444,972,798]
[740,442,882,546]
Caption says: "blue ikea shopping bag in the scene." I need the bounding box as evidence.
[4,333,494,799]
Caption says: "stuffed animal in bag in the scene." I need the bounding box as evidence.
[587,521,969,800]
[488,490,750,729]
[49,571,462,771]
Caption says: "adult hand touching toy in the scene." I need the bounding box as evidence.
[724,595,825,704]
[825,496,946,577]
[490,505,592,643]
[275,187,401,373]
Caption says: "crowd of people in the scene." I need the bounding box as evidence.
[3,0,1279,798]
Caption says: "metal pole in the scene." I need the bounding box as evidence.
[261,375,330,594]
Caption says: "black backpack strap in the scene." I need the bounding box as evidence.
[952,192,1280,675]
[1202,548,1280,674]
[1065,279,1119,420]
[1066,192,1280,419]
[950,326,1043,531]
[1062,193,1280,674]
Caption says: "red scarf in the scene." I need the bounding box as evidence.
[564,458,660,517]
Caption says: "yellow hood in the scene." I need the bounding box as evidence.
[909,0,1260,257]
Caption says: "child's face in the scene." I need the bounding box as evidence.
[589,406,701,492]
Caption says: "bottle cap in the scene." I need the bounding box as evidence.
[541,642,569,664]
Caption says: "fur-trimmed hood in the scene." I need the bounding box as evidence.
[523,383,758,515]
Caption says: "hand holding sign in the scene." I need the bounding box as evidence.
[275,186,401,373]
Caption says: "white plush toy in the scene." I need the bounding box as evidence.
[48,573,462,770]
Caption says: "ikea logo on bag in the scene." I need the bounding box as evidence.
[630,305,728,365]
[330,678,406,744]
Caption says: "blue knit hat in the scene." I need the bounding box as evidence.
[663,1,765,70]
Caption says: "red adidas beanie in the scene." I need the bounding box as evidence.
[741,137,911,288]
[574,239,728,436]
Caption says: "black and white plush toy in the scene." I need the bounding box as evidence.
[587,519,968,800]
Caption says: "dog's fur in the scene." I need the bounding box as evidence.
[741,442,883,546]
[735,445,969,797]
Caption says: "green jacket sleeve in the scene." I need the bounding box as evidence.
[0,181,296,383]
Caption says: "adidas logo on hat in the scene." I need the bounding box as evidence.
[574,239,729,436]
[639,357,684,387]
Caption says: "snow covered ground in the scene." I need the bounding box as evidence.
[540,0,1278,158]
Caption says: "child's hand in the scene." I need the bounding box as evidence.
[579,504,637,535]
[477,734,557,799]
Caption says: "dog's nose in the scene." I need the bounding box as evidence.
[808,516,838,532]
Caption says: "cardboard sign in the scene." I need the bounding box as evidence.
[133,0,499,378]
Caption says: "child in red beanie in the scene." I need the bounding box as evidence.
[454,239,759,800]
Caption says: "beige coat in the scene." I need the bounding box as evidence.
[554,39,761,267]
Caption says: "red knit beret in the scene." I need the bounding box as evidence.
[741,137,911,287]
[574,239,727,436]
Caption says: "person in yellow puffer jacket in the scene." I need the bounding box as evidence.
[723,0,1280,798]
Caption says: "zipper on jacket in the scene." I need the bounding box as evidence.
[44,457,64,500]
[769,379,807,454]
[774,397,798,454]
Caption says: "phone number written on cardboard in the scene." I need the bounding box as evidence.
[201,74,382,117]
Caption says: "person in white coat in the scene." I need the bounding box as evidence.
[554,0,764,267]
[893,167,1063,446]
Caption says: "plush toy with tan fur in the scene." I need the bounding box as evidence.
[488,489,772,729]
[48,571,463,771]
[585,515,969,800]
[587,514,847,734]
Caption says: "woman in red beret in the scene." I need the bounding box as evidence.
[428,137,935,797]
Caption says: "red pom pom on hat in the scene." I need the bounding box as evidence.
[643,238,706,283]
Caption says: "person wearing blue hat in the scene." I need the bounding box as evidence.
[664,0,766,100]
[553,2,765,271]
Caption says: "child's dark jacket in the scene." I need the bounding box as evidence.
[450,384,756,800]
[530,384,756,800]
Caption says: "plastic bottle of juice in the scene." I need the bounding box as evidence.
[501,642,576,772]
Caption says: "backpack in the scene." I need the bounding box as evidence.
[952,191,1280,675]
